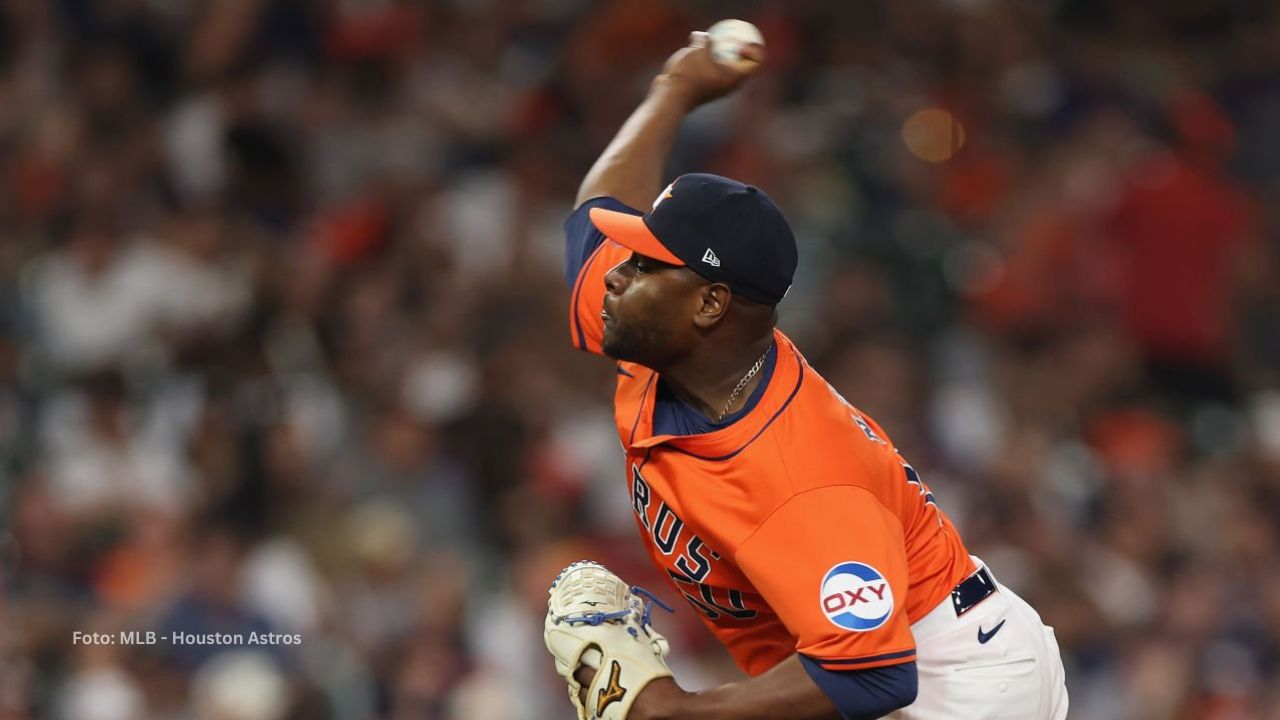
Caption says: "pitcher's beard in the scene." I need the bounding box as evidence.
[601,319,675,368]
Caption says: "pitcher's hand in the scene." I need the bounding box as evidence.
[655,31,765,109]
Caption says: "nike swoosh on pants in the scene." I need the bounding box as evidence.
[977,619,1006,644]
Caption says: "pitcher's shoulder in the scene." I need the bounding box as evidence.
[765,364,903,478]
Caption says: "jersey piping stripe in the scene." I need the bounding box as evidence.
[629,373,658,446]
[569,241,609,351]
[664,363,805,462]
[813,648,918,666]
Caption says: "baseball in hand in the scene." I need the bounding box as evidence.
[706,19,764,74]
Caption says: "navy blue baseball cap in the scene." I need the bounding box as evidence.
[589,173,797,305]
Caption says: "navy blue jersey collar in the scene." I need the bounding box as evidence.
[652,342,777,437]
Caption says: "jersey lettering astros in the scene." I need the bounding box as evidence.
[566,198,974,676]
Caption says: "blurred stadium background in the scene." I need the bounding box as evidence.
[1,0,1279,718]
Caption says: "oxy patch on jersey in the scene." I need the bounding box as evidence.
[820,562,894,631]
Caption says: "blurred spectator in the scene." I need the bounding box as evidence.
[40,370,191,517]
[191,651,288,720]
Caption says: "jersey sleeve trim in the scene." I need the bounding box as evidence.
[799,656,919,718]
[568,240,609,352]
[809,648,918,671]
[564,196,639,284]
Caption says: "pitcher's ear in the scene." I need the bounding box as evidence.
[692,283,732,329]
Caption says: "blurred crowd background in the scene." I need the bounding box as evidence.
[1,0,1279,718]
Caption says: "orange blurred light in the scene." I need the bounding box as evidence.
[902,108,965,163]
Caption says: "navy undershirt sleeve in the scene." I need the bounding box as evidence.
[563,197,643,285]
[799,655,918,720]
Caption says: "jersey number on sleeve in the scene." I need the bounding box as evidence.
[901,460,942,525]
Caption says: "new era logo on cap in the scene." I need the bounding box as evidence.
[702,249,721,267]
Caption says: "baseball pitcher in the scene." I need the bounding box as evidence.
[544,29,1069,720]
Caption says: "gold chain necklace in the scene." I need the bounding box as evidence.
[715,347,771,422]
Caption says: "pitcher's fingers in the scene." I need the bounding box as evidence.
[574,664,596,708]
[689,31,709,48]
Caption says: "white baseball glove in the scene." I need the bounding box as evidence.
[544,561,675,720]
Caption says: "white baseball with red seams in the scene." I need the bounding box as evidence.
[706,19,764,73]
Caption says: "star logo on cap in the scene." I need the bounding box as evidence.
[652,181,676,210]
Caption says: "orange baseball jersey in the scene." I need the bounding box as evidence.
[567,200,975,677]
